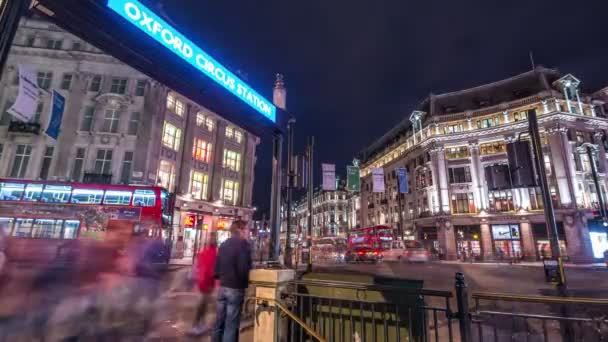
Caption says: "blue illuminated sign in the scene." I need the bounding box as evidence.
[107,0,276,122]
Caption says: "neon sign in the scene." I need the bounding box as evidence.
[107,0,276,122]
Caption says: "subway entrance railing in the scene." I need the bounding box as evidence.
[250,272,608,342]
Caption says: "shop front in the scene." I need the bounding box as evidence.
[454,225,482,261]
[532,223,568,260]
[177,212,213,259]
[588,219,608,261]
[491,224,522,259]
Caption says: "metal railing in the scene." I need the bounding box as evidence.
[471,292,608,341]
[278,278,459,342]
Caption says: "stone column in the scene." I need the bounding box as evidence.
[437,219,457,260]
[250,269,296,342]
[480,222,493,261]
[563,214,594,264]
[593,132,608,174]
[519,221,537,261]
[210,120,227,201]
[548,127,577,207]
[430,146,449,214]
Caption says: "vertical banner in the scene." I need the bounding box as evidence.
[396,167,409,194]
[321,163,336,191]
[346,165,360,192]
[8,64,40,122]
[45,90,65,140]
[372,168,385,193]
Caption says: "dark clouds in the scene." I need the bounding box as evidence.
[163,0,608,216]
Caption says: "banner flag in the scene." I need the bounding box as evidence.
[45,90,65,140]
[396,167,409,194]
[322,163,336,191]
[372,168,385,193]
[8,64,40,122]
[346,165,360,192]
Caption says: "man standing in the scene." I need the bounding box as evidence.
[213,220,252,342]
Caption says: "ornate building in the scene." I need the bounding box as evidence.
[0,17,259,259]
[359,67,608,263]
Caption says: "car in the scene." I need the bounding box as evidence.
[383,240,406,262]
[402,240,430,263]
[345,246,383,263]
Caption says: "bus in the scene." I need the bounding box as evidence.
[346,225,394,262]
[0,178,171,263]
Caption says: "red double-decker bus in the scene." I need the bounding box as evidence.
[0,178,171,263]
[345,225,394,262]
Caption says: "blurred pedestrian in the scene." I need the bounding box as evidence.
[213,220,252,342]
[189,234,218,335]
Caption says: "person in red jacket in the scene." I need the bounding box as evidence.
[189,234,218,335]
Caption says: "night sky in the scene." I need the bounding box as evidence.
[162,0,608,216]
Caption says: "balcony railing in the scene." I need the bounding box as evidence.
[8,121,41,134]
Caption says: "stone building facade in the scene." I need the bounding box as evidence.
[0,17,259,259]
[359,67,608,263]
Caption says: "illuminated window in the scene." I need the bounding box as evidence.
[193,138,212,163]
[41,185,71,203]
[223,149,241,171]
[12,219,34,238]
[162,121,182,151]
[221,179,239,205]
[133,189,156,207]
[225,126,234,139]
[63,220,79,239]
[32,219,63,239]
[196,111,206,126]
[544,155,552,176]
[71,188,104,204]
[234,130,243,143]
[175,99,185,116]
[104,190,132,205]
[205,117,215,131]
[190,171,209,200]
[23,183,43,202]
[480,142,506,155]
[166,93,176,110]
[451,193,475,214]
[166,93,185,116]
[0,182,25,201]
[158,160,175,191]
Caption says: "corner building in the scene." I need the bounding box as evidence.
[359,67,608,263]
[0,17,259,260]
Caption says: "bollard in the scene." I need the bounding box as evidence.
[455,272,472,342]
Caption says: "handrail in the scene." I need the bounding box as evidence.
[253,297,326,342]
[472,292,608,305]
[289,279,453,297]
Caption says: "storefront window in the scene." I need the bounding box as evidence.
[492,224,522,259]
[451,193,475,214]
[488,190,515,212]
[480,141,506,155]
[456,226,481,260]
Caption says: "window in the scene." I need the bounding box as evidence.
[579,152,592,172]
[101,109,120,133]
[488,190,515,212]
[513,111,528,121]
[477,117,499,129]
[60,73,73,90]
[41,185,71,203]
[196,112,206,126]
[23,183,43,202]
[135,80,146,96]
[103,190,132,205]
[225,126,234,139]
[94,149,113,174]
[444,123,464,134]
[46,38,63,49]
[221,179,239,205]
[234,130,243,143]
[110,78,127,94]
[32,219,64,239]
[71,188,103,204]
[445,146,470,159]
[166,93,176,110]
[128,112,140,135]
[89,75,102,92]
[528,187,544,210]
[204,117,214,131]
[37,71,53,90]
[71,148,86,181]
[26,35,35,46]
[12,219,34,238]
[72,41,81,50]
[0,182,25,200]
[543,155,552,176]
[448,166,471,183]
[166,93,185,116]
[162,121,182,150]
[158,160,175,191]
[120,152,133,184]
[222,149,241,171]
[193,138,212,162]
[32,101,43,123]
[190,171,209,200]
[480,141,506,155]
[39,146,54,180]
[80,106,95,131]
[63,220,79,239]
[491,224,520,240]
[451,193,475,214]
[133,189,156,207]
[175,99,185,116]
[10,145,32,178]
